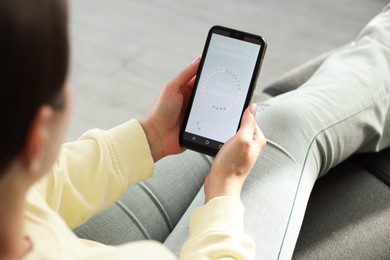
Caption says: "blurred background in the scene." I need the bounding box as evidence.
[67,0,388,141]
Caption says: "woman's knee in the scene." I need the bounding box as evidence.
[258,98,317,139]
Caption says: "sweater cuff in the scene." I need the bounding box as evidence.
[105,119,154,185]
[189,196,245,236]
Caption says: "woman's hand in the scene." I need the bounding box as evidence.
[204,104,266,202]
[140,58,200,162]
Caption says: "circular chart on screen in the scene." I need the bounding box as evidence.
[199,67,243,111]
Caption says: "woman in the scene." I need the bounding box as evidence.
[0,0,263,258]
[1,0,390,259]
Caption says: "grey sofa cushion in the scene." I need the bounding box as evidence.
[293,151,390,259]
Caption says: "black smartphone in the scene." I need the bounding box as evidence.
[180,25,267,156]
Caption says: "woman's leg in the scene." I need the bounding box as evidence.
[74,150,211,244]
[165,6,390,259]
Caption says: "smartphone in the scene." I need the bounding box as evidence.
[180,25,267,156]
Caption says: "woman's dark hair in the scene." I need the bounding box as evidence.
[0,0,69,174]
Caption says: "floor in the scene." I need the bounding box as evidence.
[67,0,388,141]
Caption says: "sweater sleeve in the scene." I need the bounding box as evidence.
[180,197,255,260]
[34,119,154,228]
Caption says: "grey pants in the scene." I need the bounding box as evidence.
[74,5,390,259]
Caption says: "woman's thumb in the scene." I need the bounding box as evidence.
[238,104,258,137]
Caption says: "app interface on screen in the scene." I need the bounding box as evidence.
[185,33,261,143]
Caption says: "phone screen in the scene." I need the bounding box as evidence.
[180,26,266,156]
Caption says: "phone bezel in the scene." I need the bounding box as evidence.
[179,25,267,156]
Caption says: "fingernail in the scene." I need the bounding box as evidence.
[192,56,201,64]
[249,103,257,116]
